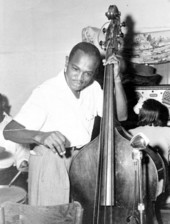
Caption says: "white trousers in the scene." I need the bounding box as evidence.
[28,145,74,206]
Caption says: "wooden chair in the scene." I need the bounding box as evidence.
[0,201,83,224]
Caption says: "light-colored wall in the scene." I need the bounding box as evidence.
[1,0,170,115]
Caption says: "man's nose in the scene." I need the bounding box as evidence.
[77,72,84,81]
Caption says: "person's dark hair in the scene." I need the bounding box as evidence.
[68,42,101,67]
[137,98,169,127]
[0,94,11,115]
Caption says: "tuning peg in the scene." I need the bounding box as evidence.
[117,32,124,38]
[102,27,107,34]
[99,41,106,51]
[99,40,103,46]
[119,32,124,38]
[120,21,126,27]
[99,40,105,47]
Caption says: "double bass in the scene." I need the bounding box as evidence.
[69,5,166,224]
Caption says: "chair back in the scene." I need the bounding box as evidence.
[0,201,83,224]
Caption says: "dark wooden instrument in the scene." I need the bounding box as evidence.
[69,5,166,224]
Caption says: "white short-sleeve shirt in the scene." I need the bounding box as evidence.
[14,70,103,147]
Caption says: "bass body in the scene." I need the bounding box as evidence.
[69,125,165,224]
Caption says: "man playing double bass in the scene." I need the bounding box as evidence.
[3,42,127,206]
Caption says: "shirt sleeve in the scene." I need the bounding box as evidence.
[14,143,30,169]
[14,86,48,130]
[95,82,103,117]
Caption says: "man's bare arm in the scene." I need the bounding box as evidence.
[3,120,66,155]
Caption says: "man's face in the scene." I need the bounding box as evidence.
[65,50,99,94]
[0,103,4,122]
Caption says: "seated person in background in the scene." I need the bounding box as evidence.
[3,42,127,206]
[0,94,29,190]
[129,97,170,203]
[129,98,169,161]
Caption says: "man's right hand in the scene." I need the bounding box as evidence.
[34,131,66,156]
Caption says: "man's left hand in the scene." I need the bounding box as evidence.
[18,160,29,172]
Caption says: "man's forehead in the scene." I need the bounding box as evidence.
[72,49,99,61]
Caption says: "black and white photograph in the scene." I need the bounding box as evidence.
[0,0,170,223]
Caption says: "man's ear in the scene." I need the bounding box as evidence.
[65,56,69,68]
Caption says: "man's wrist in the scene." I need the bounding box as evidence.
[34,132,42,144]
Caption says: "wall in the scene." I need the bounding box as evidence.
[0,0,170,115]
